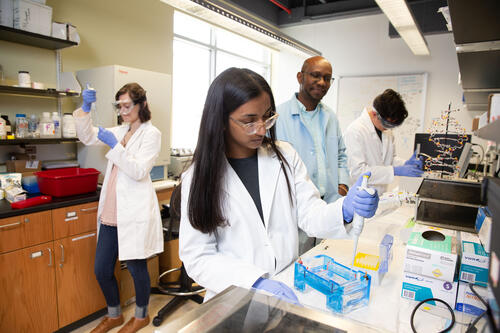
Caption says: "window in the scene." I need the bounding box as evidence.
[171,11,273,149]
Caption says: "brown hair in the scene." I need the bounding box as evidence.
[115,82,151,122]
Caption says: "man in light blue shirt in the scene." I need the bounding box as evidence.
[276,56,349,254]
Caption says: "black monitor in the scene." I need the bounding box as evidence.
[413,133,472,175]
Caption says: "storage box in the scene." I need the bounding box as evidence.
[404,225,458,282]
[472,117,480,131]
[456,281,487,316]
[35,167,100,197]
[0,0,14,27]
[401,271,458,308]
[13,0,52,36]
[479,111,489,129]
[6,159,41,173]
[460,232,489,287]
[51,21,66,39]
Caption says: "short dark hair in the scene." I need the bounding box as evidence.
[115,82,151,122]
[373,89,408,125]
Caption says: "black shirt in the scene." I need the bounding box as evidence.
[374,125,383,141]
[228,154,264,224]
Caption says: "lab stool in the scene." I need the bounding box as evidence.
[151,189,205,327]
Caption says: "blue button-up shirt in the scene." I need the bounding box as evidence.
[276,94,350,203]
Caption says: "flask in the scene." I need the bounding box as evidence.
[28,114,39,138]
[15,114,28,138]
[1,115,12,136]
[40,112,55,138]
[62,113,76,138]
[52,112,61,138]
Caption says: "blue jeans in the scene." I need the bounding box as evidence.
[94,224,151,307]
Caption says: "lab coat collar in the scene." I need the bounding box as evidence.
[120,120,152,148]
[224,144,281,229]
[291,93,323,116]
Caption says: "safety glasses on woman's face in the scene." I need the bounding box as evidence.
[230,113,279,135]
[111,99,135,116]
[375,110,400,129]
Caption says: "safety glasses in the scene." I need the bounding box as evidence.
[230,113,279,135]
[375,110,401,129]
[111,99,135,116]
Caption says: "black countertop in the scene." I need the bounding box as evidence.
[0,190,101,219]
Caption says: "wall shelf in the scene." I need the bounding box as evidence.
[0,26,78,50]
[0,85,79,98]
[0,138,79,145]
[474,119,500,142]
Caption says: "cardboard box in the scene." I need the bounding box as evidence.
[456,281,487,315]
[472,117,480,131]
[13,0,52,36]
[460,232,489,287]
[6,159,41,173]
[0,0,14,27]
[404,225,458,282]
[401,271,458,308]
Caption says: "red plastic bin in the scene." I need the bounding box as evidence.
[35,168,100,197]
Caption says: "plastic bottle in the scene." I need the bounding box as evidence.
[40,112,55,138]
[1,115,12,136]
[0,117,6,140]
[28,114,39,138]
[15,114,28,138]
[52,112,61,138]
[62,113,76,138]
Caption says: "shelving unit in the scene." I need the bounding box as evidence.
[1,26,79,144]
[0,138,78,145]
[0,85,78,98]
[0,25,77,50]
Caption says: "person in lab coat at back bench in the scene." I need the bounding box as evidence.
[74,82,163,333]
[177,68,379,304]
[343,88,423,194]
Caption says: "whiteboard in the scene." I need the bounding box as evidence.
[336,73,428,160]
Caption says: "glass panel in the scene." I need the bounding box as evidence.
[216,51,270,82]
[216,28,270,63]
[174,11,211,44]
[172,39,210,149]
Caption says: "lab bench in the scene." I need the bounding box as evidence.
[0,180,178,333]
[160,206,485,332]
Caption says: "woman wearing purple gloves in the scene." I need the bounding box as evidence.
[177,68,379,305]
[74,83,163,333]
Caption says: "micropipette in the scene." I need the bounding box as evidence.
[350,174,375,267]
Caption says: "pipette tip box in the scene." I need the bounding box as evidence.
[294,254,371,314]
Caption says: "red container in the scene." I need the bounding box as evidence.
[35,168,100,197]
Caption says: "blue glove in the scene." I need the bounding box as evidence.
[252,277,300,305]
[404,150,423,169]
[98,127,118,148]
[394,165,423,177]
[342,172,379,222]
[81,88,96,113]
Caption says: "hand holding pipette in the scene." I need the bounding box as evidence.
[81,83,96,113]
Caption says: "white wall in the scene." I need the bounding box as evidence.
[274,14,484,140]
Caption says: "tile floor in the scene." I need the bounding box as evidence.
[70,294,201,332]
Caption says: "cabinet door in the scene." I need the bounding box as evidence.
[53,201,98,239]
[0,242,58,333]
[55,231,106,328]
[0,210,52,254]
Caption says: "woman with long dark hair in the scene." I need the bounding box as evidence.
[179,68,378,303]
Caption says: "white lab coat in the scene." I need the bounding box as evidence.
[343,108,405,194]
[74,112,163,260]
[179,141,349,302]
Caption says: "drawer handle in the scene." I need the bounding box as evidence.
[72,233,96,242]
[47,248,52,267]
[59,244,64,268]
[0,221,22,229]
[64,216,79,222]
[80,207,98,212]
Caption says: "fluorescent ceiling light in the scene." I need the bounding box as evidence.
[160,0,320,57]
[375,0,430,56]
